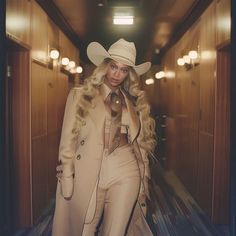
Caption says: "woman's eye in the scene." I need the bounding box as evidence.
[110,64,116,70]
[121,68,129,74]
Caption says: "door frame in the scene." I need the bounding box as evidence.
[230,0,236,235]
[0,0,6,235]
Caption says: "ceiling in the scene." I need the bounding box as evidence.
[37,0,212,65]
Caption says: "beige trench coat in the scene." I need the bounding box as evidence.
[52,87,153,236]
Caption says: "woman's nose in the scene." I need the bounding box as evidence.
[114,69,121,77]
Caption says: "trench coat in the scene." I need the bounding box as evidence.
[52,86,153,236]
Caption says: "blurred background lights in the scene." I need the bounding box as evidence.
[177,58,185,66]
[188,50,198,59]
[61,57,70,66]
[50,49,60,59]
[165,71,175,79]
[183,55,191,64]
[68,61,76,68]
[145,78,154,85]
[76,66,83,73]
[155,71,165,79]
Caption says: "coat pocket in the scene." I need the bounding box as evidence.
[56,163,74,199]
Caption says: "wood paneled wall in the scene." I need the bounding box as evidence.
[6,0,79,227]
[197,2,216,217]
[59,31,80,65]
[30,1,73,222]
[151,0,230,223]
[216,0,231,46]
[31,0,48,63]
[31,62,70,222]
[6,0,31,46]
[213,45,230,223]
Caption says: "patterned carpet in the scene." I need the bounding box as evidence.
[14,167,228,236]
[147,170,227,236]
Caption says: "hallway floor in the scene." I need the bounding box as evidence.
[147,170,229,236]
[13,170,229,236]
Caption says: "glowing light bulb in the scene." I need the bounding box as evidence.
[177,58,185,66]
[188,51,198,59]
[145,78,154,85]
[50,49,60,59]
[76,66,83,73]
[68,61,76,68]
[61,57,69,66]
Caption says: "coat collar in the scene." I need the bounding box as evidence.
[88,88,106,130]
[88,85,140,143]
[120,89,140,142]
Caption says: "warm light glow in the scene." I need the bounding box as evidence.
[155,71,165,79]
[177,58,185,66]
[69,68,76,74]
[183,55,191,64]
[188,50,198,59]
[97,3,104,7]
[113,16,134,25]
[145,78,154,85]
[155,48,160,54]
[61,57,70,66]
[201,50,215,60]
[76,66,83,73]
[50,49,60,60]
[165,71,175,79]
[7,16,28,31]
[68,61,76,68]
[218,16,231,32]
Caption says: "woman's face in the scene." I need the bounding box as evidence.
[104,60,130,90]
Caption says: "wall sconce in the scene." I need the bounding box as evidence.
[155,71,165,79]
[67,61,76,69]
[76,66,83,74]
[49,49,60,60]
[145,78,154,85]
[61,57,70,66]
[177,50,200,70]
[60,58,83,75]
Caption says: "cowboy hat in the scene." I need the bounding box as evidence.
[87,38,151,75]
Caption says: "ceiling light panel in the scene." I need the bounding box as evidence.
[113,15,134,25]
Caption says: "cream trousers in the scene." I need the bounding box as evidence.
[82,144,141,236]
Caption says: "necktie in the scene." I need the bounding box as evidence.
[108,91,122,154]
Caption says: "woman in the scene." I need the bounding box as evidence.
[52,38,156,236]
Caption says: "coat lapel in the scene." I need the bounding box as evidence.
[88,94,106,130]
[88,88,140,143]
[121,90,140,143]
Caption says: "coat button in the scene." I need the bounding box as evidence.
[141,203,146,207]
[80,140,85,145]
[76,154,81,160]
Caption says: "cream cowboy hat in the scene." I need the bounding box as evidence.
[87,38,151,75]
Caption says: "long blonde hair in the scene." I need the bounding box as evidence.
[73,59,156,154]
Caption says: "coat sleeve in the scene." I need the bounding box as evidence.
[57,88,81,198]
[137,112,151,179]
[136,112,151,202]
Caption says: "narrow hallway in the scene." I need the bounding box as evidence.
[1,0,233,235]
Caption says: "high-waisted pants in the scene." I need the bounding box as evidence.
[82,144,141,236]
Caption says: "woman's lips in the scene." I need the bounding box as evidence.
[111,78,120,83]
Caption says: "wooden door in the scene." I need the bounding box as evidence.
[5,39,31,233]
[212,44,230,223]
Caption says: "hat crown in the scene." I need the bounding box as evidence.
[86,38,151,75]
[108,39,136,65]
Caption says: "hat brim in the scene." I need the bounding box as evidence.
[87,42,151,75]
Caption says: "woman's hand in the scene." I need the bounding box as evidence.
[56,163,74,199]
